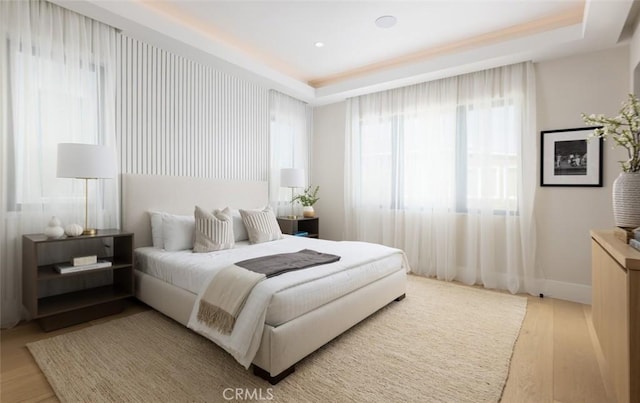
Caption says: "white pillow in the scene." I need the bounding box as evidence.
[239,206,283,244]
[193,206,234,253]
[149,211,165,249]
[162,214,196,251]
[231,209,249,242]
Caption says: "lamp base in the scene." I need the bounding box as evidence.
[83,228,97,236]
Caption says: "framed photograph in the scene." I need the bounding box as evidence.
[540,127,603,187]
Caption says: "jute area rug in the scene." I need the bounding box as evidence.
[28,275,527,403]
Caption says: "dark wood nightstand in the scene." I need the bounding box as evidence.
[22,229,134,331]
[277,217,319,238]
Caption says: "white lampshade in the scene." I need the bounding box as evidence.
[57,143,117,179]
[280,168,305,188]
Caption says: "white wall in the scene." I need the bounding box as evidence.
[535,45,629,303]
[313,46,630,303]
[117,35,270,180]
[629,16,640,94]
[312,101,346,241]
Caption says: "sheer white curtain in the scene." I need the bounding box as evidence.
[269,90,312,216]
[0,0,119,327]
[345,62,538,295]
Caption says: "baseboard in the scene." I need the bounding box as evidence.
[418,272,592,305]
[541,279,592,305]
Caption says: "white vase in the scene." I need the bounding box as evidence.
[303,206,315,218]
[44,216,65,239]
[64,223,84,237]
[612,172,640,228]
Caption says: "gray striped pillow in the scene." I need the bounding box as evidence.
[193,206,235,253]
[239,206,283,244]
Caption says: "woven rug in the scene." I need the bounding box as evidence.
[28,275,527,403]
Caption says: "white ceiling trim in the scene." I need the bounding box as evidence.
[314,24,585,105]
[51,0,316,103]
[52,0,634,106]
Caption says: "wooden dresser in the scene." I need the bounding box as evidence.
[591,230,640,403]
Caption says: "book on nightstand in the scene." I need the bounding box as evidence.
[72,255,97,266]
[293,231,309,237]
[55,260,112,274]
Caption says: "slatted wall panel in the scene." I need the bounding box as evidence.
[116,35,270,180]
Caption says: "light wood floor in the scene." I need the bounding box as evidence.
[1,295,612,403]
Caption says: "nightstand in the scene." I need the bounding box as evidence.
[277,216,319,238]
[22,229,134,331]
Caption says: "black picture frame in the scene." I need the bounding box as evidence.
[540,127,603,187]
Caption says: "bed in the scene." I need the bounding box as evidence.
[121,174,407,383]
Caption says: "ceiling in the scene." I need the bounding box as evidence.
[54,0,635,105]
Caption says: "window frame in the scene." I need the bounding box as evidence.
[357,98,520,215]
[7,43,108,211]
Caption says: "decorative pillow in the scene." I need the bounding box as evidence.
[149,211,165,249]
[193,206,235,253]
[239,206,283,244]
[162,214,196,251]
[231,209,249,242]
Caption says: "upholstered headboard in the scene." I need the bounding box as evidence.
[121,174,268,249]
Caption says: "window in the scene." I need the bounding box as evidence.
[9,49,106,210]
[357,99,519,214]
[458,101,519,213]
[268,90,311,215]
[345,62,537,294]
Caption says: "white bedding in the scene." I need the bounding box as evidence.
[135,241,252,295]
[135,236,409,369]
[135,236,404,326]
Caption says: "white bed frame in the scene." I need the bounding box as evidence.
[121,174,406,383]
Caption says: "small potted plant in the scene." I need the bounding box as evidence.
[292,185,320,218]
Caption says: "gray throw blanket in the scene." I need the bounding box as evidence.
[235,249,341,278]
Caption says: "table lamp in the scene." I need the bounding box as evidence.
[57,143,117,235]
[280,168,305,219]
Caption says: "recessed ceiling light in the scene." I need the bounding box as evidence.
[375,15,397,29]
[314,42,325,48]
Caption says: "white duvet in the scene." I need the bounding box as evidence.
[185,236,409,368]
